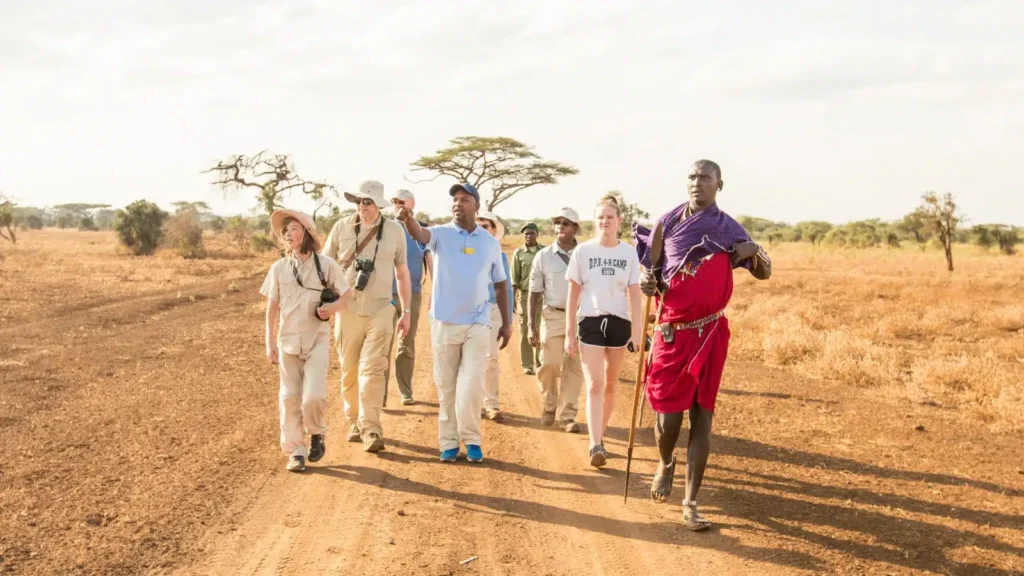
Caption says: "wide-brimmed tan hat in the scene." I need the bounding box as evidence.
[476,211,505,242]
[344,180,389,208]
[271,209,323,252]
[551,207,580,225]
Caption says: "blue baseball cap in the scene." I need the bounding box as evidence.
[449,182,479,202]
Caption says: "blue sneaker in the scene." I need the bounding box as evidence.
[466,444,483,463]
[440,448,459,462]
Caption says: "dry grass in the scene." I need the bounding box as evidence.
[0,229,273,327]
[503,236,1024,431]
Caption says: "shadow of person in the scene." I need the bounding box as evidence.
[307,463,825,572]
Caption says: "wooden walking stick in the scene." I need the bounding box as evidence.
[623,222,664,504]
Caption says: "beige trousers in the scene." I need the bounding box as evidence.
[431,320,489,451]
[278,332,331,456]
[537,307,584,422]
[482,303,502,411]
[337,303,394,437]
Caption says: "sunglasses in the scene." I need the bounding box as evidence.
[357,198,376,206]
[478,222,492,230]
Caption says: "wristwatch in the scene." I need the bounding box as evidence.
[402,308,412,314]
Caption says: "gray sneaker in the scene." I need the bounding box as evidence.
[589,445,608,468]
[541,411,555,427]
[346,424,361,443]
[560,420,580,433]
[286,455,306,472]
[362,432,385,453]
[401,394,415,406]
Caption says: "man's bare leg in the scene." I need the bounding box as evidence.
[652,411,684,502]
[682,403,713,530]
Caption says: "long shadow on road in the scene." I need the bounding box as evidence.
[308,463,825,573]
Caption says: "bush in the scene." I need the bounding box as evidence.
[78,215,98,231]
[163,207,206,259]
[205,215,226,233]
[26,215,43,230]
[250,232,277,254]
[113,200,168,255]
[226,216,252,255]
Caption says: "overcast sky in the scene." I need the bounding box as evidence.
[2,0,1022,225]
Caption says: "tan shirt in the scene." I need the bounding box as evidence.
[322,214,407,317]
[529,241,576,310]
[261,253,349,354]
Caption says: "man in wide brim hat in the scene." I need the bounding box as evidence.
[343,180,390,208]
[475,210,513,422]
[271,209,323,252]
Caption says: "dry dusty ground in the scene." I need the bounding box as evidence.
[1,230,1022,575]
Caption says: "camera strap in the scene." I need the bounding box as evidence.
[341,217,384,269]
[290,254,328,292]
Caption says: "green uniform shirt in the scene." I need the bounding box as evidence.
[511,243,543,292]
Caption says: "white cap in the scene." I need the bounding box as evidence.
[551,207,580,225]
[390,189,415,202]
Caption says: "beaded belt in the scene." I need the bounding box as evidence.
[658,310,724,338]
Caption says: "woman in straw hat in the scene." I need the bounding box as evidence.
[261,209,352,472]
[476,211,514,422]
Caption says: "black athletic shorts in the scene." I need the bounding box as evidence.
[578,314,632,348]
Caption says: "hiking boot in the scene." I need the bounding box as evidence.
[440,448,459,462]
[541,411,555,427]
[286,455,306,472]
[346,424,361,443]
[466,444,484,463]
[485,408,504,422]
[560,420,580,434]
[523,368,535,375]
[308,434,326,463]
[589,445,608,468]
[401,394,415,406]
[362,432,385,453]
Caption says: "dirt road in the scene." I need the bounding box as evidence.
[177,293,1022,575]
[2,256,1021,575]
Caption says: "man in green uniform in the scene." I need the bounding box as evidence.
[511,223,544,374]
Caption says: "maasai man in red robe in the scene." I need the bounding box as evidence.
[633,159,772,531]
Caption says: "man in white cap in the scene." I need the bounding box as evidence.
[384,189,433,405]
[322,180,412,453]
[476,211,513,422]
[528,207,585,433]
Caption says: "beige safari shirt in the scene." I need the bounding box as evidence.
[529,241,576,310]
[260,253,349,354]
[322,214,407,318]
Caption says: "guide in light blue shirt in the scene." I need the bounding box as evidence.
[394,182,512,463]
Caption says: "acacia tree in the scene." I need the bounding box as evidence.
[604,191,650,238]
[917,191,961,272]
[410,136,578,211]
[203,151,337,220]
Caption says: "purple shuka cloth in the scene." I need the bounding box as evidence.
[632,202,752,278]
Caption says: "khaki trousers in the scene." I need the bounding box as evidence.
[385,292,423,399]
[483,303,502,411]
[431,320,489,451]
[537,307,584,422]
[278,332,331,456]
[337,303,394,437]
[518,290,540,370]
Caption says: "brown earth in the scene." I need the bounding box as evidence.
[1,231,1022,575]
